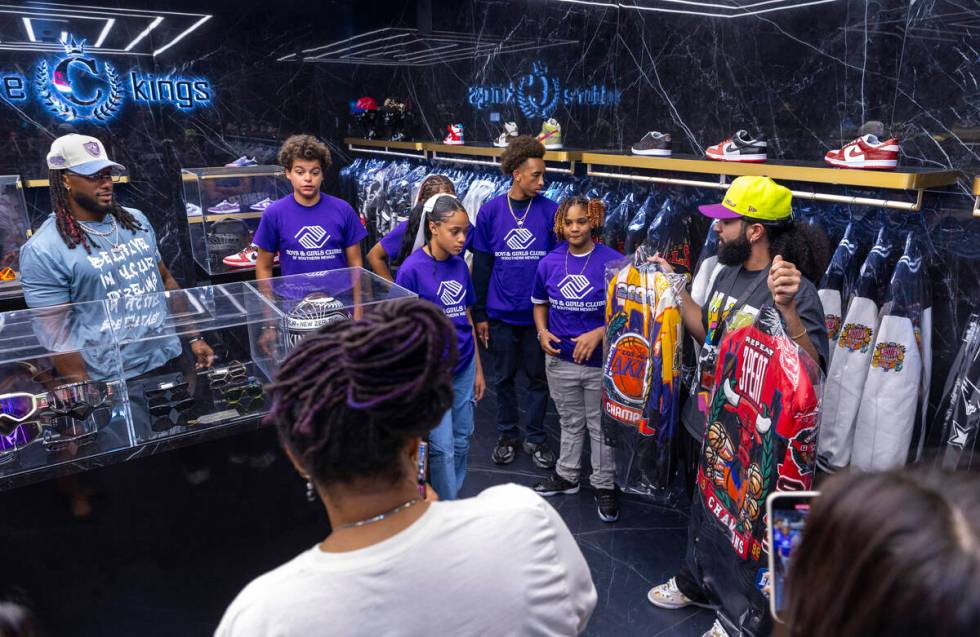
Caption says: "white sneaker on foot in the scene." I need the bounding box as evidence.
[647,577,710,610]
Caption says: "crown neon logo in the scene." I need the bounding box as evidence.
[35,36,123,122]
[468,62,620,119]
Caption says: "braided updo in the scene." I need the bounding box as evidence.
[265,298,457,486]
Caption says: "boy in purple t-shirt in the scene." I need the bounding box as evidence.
[531,197,623,523]
[396,194,485,500]
[472,136,558,469]
[254,135,366,278]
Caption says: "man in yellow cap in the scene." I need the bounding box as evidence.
[645,176,829,637]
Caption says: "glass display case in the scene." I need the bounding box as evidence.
[182,165,288,276]
[245,267,417,374]
[0,175,31,301]
[108,281,280,446]
[0,267,415,489]
[0,300,132,485]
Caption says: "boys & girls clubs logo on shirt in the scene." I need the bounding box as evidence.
[557,274,593,301]
[436,280,468,319]
[295,226,330,250]
[0,35,212,122]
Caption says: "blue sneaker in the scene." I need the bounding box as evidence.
[207,199,240,214]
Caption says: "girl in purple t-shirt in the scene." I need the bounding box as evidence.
[395,195,486,500]
[531,197,623,522]
[366,175,455,282]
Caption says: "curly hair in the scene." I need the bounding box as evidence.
[500,135,545,176]
[767,221,830,284]
[278,134,332,172]
[554,196,605,241]
[49,169,144,253]
[265,299,456,487]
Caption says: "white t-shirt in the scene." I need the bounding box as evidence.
[215,484,597,637]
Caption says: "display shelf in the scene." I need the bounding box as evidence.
[24,176,130,188]
[186,211,265,225]
[344,137,426,151]
[180,165,283,182]
[580,152,958,191]
[426,142,579,163]
[972,176,979,217]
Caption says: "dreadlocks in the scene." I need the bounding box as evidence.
[265,298,456,486]
[49,168,144,253]
[553,195,605,241]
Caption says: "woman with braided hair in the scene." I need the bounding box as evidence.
[217,299,596,637]
[365,174,455,281]
[531,197,624,522]
[395,194,485,500]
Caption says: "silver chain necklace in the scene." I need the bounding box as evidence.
[564,245,594,278]
[77,214,121,250]
[335,497,422,529]
[506,196,533,228]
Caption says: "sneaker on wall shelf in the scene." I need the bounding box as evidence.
[493,121,519,148]
[443,123,464,146]
[631,131,672,156]
[705,130,767,163]
[536,118,563,150]
[824,134,900,169]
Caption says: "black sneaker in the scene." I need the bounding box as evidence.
[595,488,620,523]
[491,437,518,465]
[705,130,767,163]
[533,473,580,496]
[631,131,672,156]
[523,441,556,469]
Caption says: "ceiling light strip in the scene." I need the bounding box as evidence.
[153,14,211,56]
[306,32,414,60]
[301,27,398,54]
[124,15,163,52]
[94,17,115,47]
[21,17,35,42]
[20,2,206,18]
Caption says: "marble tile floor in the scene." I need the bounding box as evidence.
[0,367,715,636]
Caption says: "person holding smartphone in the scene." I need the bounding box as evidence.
[395,194,485,500]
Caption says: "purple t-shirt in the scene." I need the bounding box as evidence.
[380,220,409,260]
[473,194,558,325]
[253,193,367,276]
[395,249,476,375]
[532,242,623,367]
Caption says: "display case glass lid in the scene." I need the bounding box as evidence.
[181,165,283,179]
[245,267,416,316]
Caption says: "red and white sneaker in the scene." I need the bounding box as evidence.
[824,134,899,169]
[443,123,464,145]
[222,246,279,268]
[705,130,767,163]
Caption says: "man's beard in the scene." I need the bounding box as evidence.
[717,229,752,266]
[72,190,112,216]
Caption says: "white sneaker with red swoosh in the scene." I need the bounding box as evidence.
[222,245,279,268]
[825,134,900,169]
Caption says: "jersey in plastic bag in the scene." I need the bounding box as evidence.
[688,307,821,636]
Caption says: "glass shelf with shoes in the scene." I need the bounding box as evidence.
[0,299,133,489]
[0,175,32,301]
[181,165,288,275]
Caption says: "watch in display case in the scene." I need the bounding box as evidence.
[181,165,288,275]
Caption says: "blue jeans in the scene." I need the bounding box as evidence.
[428,356,477,500]
[489,320,549,445]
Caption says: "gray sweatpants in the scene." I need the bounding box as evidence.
[546,355,616,489]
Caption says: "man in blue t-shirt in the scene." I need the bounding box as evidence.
[20,134,213,381]
[472,136,559,469]
[253,135,366,279]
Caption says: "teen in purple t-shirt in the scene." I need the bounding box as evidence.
[471,136,558,470]
[395,194,485,501]
[255,135,366,278]
[532,197,622,523]
[366,175,456,282]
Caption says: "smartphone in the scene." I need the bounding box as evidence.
[416,441,429,498]
[766,490,818,623]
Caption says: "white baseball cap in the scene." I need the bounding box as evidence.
[46,134,125,175]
